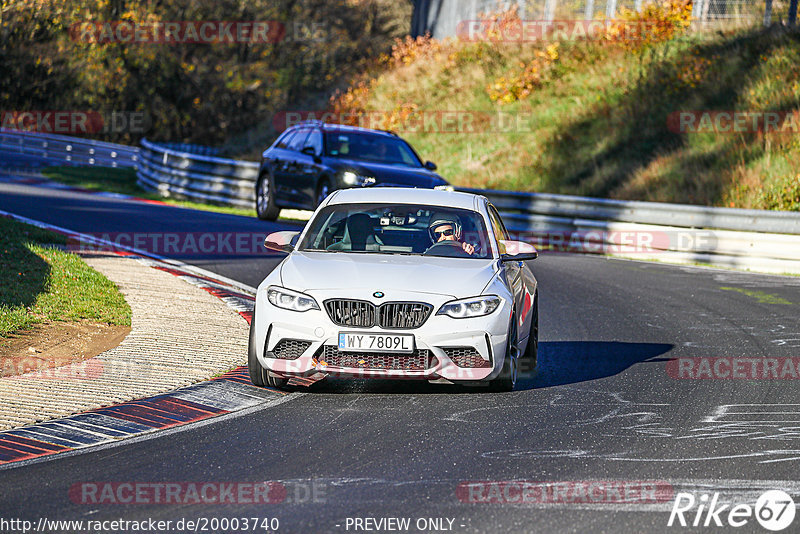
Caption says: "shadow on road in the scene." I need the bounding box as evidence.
[304,340,673,394]
[528,340,674,388]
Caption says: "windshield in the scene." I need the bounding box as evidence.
[298,203,492,259]
[324,131,423,166]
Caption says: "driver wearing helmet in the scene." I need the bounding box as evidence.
[427,212,475,255]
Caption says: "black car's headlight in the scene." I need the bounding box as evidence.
[437,296,502,319]
[267,286,320,312]
[341,171,375,186]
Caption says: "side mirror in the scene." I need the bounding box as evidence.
[499,240,538,262]
[424,161,437,171]
[264,231,301,253]
[302,146,322,163]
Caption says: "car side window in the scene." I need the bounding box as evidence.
[274,130,295,149]
[287,128,310,152]
[488,205,509,255]
[304,129,323,156]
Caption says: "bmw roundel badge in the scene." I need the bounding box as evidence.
[373,291,385,298]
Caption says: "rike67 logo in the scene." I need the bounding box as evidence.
[668,490,796,531]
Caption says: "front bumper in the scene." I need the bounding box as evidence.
[254,291,511,383]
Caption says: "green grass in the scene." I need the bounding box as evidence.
[42,166,257,218]
[719,286,794,305]
[352,24,800,210]
[0,217,131,337]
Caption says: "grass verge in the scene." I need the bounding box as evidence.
[0,217,131,337]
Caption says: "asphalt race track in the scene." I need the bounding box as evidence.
[2,177,800,533]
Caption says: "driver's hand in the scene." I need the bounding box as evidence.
[462,242,475,255]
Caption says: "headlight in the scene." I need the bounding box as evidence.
[342,171,374,186]
[267,286,320,312]
[437,295,501,319]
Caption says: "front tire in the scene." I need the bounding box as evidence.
[520,293,538,378]
[489,313,518,392]
[256,173,280,221]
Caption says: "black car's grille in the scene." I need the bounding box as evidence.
[324,299,432,329]
[324,299,376,328]
[318,345,436,371]
[444,347,491,368]
[269,339,311,360]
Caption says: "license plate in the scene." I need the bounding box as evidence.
[338,332,414,353]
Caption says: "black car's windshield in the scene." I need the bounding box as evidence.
[298,203,492,259]
[324,131,423,167]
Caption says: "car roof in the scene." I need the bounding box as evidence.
[326,187,483,211]
[291,121,397,138]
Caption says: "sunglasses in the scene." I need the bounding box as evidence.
[434,228,455,237]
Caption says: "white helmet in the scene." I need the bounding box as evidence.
[428,212,463,241]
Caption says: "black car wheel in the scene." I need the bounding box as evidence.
[256,173,280,221]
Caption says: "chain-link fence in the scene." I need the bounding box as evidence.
[412,0,798,37]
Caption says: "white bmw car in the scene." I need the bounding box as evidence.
[248,187,538,391]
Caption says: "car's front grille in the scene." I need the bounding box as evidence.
[318,345,436,371]
[324,299,376,328]
[270,339,312,360]
[377,302,433,329]
[444,347,491,368]
[324,299,432,329]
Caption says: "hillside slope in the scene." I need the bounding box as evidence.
[329,5,800,210]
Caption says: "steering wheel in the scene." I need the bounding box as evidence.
[423,240,472,257]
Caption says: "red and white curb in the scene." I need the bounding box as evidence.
[0,209,294,468]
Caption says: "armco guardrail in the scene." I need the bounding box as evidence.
[459,187,800,235]
[136,138,258,208]
[0,128,138,168]
[459,187,800,275]
[2,129,799,275]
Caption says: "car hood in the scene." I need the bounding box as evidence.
[280,251,497,299]
[334,158,447,188]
